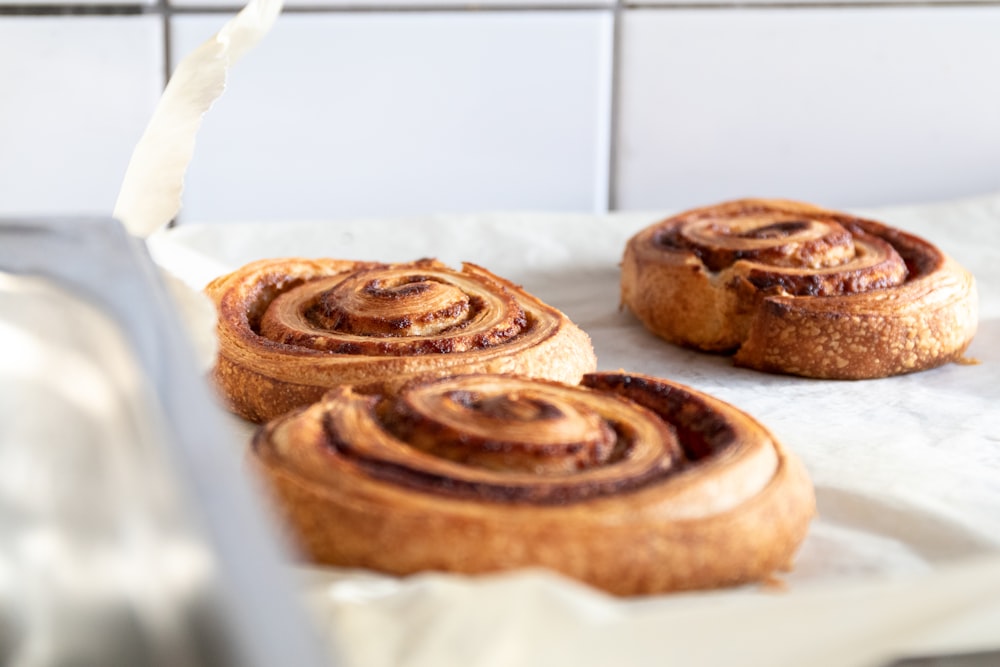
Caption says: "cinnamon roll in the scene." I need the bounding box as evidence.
[621,199,978,379]
[251,372,815,596]
[206,258,596,422]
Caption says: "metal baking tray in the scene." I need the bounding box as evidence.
[0,217,332,667]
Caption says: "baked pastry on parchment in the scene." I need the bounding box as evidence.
[250,371,815,596]
[621,199,978,379]
[206,257,596,422]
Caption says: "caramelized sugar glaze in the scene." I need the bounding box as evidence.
[621,199,978,379]
[206,258,596,422]
[251,372,815,596]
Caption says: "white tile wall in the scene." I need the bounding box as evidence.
[3,4,1000,224]
[0,16,163,218]
[615,8,1000,212]
[170,12,614,224]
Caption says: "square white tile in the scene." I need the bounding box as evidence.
[615,8,1000,212]
[169,11,613,223]
[0,16,163,218]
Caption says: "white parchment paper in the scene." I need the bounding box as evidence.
[112,0,283,369]
[149,193,1000,667]
[114,0,282,238]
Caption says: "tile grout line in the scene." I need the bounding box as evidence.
[605,0,623,212]
[0,4,150,14]
[161,0,178,227]
[161,0,171,86]
[5,0,1000,14]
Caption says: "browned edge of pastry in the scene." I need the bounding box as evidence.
[249,371,816,596]
[206,257,597,422]
[621,198,978,379]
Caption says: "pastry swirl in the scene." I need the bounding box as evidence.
[622,199,978,379]
[206,258,596,422]
[251,372,815,596]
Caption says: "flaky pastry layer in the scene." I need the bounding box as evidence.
[251,372,815,596]
[206,257,597,422]
[621,199,978,379]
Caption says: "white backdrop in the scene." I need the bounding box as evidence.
[2,3,1000,223]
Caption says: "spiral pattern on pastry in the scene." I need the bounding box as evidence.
[621,199,978,379]
[206,258,596,422]
[251,372,815,596]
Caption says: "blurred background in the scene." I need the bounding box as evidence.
[1,0,999,225]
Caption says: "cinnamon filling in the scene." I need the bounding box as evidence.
[381,385,621,474]
[255,266,533,356]
[295,375,741,505]
[734,220,811,239]
[654,207,913,296]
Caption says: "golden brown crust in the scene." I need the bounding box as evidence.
[621,199,978,379]
[250,372,815,596]
[206,258,597,422]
